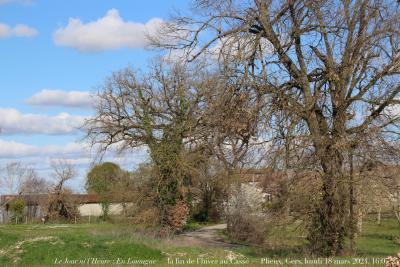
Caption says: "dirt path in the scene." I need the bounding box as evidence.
[174,224,239,248]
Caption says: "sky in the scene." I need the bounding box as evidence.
[0,0,189,192]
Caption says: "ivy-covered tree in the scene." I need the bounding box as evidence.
[85,61,206,232]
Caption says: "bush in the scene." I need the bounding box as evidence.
[46,190,80,222]
[168,200,189,232]
[225,184,267,245]
[9,198,25,224]
[131,208,159,226]
[227,214,266,244]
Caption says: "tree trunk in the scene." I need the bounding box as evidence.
[349,151,356,254]
[150,137,189,234]
[308,147,347,256]
[395,186,400,225]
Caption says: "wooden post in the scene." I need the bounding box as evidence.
[357,209,363,233]
[89,215,91,224]
[377,206,381,226]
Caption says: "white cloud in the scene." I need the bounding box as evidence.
[0,139,92,159]
[392,98,400,117]
[383,98,400,118]
[0,140,87,158]
[0,139,102,159]
[0,24,12,38]
[0,140,82,158]
[0,139,37,157]
[0,139,148,162]
[13,24,38,37]
[0,23,37,38]
[163,34,273,64]
[26,89,93,108]
[394,105,400,117]
[0,108,86,135]
[42,142,86,156]
[211,36,273,63]
[53,9,163,52]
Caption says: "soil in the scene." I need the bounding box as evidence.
[174,224,239,248]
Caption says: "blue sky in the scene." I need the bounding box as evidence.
[0,0,189,192]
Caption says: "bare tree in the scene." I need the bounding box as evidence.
[50,160,76,192]
[46,160,78,221]
[85,61,207,232]
[152,0,400,255]
[19,169,49,194]
[0,162,33,195]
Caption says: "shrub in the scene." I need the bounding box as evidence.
[225,184,267,245]
[131,208,159,226]
[46,189,80,222]
[168,200,189,232]
[9,198,25,224]
[100,201,110,221]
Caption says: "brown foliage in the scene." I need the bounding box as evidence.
[228,215,267,245]
[386,252,400,267]
[46,189,80,222]
[46,160,79,222]
[167,200,189,232]
[131,207,159,226]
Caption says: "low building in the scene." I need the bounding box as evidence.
[0,194,125,223]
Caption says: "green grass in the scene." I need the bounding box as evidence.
[216,216,399,266]
[0,224,163,267]
[356,216,400,256]
[0,216,398,266]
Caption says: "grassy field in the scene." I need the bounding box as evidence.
[0,216,398,266]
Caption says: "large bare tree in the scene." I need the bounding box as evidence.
[85,61,208,232]
[152,0,400,255]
